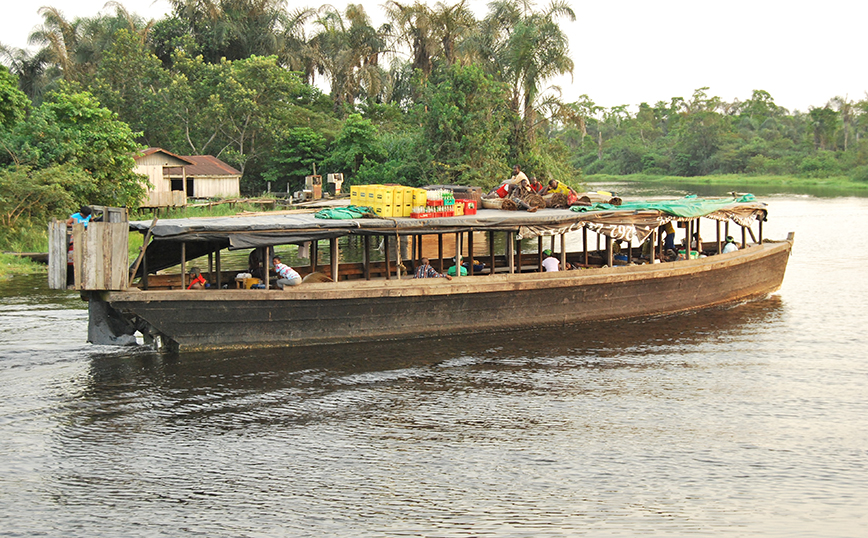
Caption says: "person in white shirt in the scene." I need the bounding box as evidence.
[722,236,739,254]
[272,256,302,288]
[542,249,559,272]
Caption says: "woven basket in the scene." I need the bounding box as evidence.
[481,198,503,209]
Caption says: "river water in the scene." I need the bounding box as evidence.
[1,192,866,537]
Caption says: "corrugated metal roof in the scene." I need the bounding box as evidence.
[136,147,197,165]
[178,155,242,177]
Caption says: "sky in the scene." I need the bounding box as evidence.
[2,0,866,113]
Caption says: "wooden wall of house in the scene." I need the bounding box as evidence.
[193,176,241,198]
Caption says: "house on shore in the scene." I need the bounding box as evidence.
[134,148,242,208]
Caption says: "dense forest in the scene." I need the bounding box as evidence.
[1,0,867,246]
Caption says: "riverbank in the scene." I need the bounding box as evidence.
[0,253,46,278]
[585,173,868,193]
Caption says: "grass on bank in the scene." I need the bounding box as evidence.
[584,173,868,190]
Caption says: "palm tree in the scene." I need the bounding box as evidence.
[481,0,575,148]
[0,45,57,103]
[431,0,475,66]
[29,7,81,81]
[383,1,437,79]
[309,4,388,114]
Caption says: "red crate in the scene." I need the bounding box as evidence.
[457,199,477,215]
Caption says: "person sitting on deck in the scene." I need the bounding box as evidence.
[272,256,302,288]
[544,179,576,197]
[542,249,560,272]
[188,267,208,289]
[414,258,452,280]
[529,176,546,194]
[511,179,533,199]
[446,256,468,277]
[722,235,739,254]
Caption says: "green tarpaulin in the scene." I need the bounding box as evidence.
[571,194,758,218]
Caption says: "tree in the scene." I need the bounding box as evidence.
[10,85,147,208]
[90,30,172,148]
[420,63,511,185]
[480,0,575,153]
[808,106,839,151]
[261,126,327,192]
[324,113,386,177]
[0,164,93,228]
[0,66,29,131]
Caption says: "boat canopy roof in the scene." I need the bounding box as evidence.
[132,194,765,245]
[129,194,767,275]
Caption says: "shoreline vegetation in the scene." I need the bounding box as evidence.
[1,175,861,279]
[585,174,868,191]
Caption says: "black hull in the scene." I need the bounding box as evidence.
[102,240,792,352]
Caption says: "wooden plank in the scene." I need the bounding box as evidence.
[76,222,129,290]
[47,221,67,289]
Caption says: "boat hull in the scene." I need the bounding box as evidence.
[101,239,792,352]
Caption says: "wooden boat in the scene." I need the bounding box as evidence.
[52,195,793,352]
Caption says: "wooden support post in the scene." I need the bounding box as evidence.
[384,235,391,280]
[686,220,692,259]
[330,237,339,281]
[759,219,763,244]
[583,227,588,266]
[488,228,497,275]
[363,235,371,280]
[181,242,186,289]
[468,232,475,276]
[438,234,444,273]
[606,235,613,267]
[311,240,319,274]
[516,237,522,273]
[716,220,722,254]
[560,233,566,270]
[142,245,148,290]
[411,235,417,264]
[507,231,515,274]
[215,247,221,289]
[263,247,270,290]
[208,252,213,283]
[454,232,462,278]
[741,226,747,248]
[538,237,544,272]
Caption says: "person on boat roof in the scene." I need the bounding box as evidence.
[509,164,528,185]
[722,235,739,254]
[272,256,302,288]
[528,176,546,194]
[414,258,452,280]
[542,249,559,272]
[544,179,576,197]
